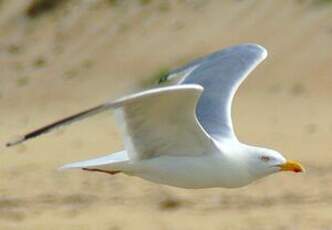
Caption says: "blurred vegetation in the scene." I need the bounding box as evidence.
[107,0,154,7]
[20,0,332,20]
[139,0,152,6]
[155,68,170,84]
[141,68,170,87]
[16,77,30,87]
[314,0,332,4]
[159,197,182,210]
[64,68,78,80]
[7,44,21,54]
[107,0,119,6]
[26,0,67,18]
[33,57,47,68]
[158,1,171,12]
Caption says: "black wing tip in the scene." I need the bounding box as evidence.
[6,136,25,148]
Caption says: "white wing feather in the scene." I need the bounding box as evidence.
[60,151,129,169]
[113,85,214,160]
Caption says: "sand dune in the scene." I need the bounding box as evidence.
[1,0,332,229]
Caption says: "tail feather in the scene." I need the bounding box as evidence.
[59,151,129,170]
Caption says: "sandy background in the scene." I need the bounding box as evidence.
[0,0,332,229]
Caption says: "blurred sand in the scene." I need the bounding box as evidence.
[0,0,332,229]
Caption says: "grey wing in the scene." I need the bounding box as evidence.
[168,43,267,141]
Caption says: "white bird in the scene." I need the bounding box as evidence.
[7,43,304,189]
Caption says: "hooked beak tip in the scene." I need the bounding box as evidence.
[279,160,305,173]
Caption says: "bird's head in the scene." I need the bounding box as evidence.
[246,146,305,179]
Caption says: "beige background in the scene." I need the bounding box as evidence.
[0,0,332,229]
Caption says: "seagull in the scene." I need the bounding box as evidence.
[7,43,304,189]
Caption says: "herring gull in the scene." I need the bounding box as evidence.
[7,43,304,188]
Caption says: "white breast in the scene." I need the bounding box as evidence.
[130,154,254,189]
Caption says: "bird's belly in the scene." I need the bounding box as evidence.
[131,155,252,189]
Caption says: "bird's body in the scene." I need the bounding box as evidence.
[69,140,289,189]
[131,154,241,189]
[7,43,304,189]
[124,143,256,188]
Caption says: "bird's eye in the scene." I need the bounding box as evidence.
[260,156,270,162]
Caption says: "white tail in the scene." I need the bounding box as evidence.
[59,151,129,170]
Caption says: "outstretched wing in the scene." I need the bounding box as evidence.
[168,43,267,141]
[7,85,213,160]
[113,85,214,160]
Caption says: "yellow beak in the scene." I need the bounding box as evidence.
[279,160,305,173]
